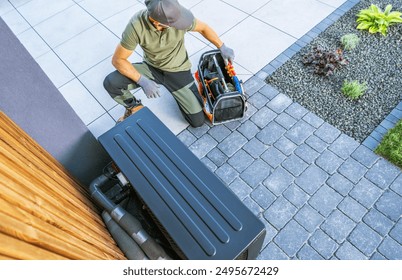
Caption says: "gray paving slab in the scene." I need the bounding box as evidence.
[273,136,298,156]
[227,149,254,173]
[294,204,324,233]
[316,150,344,175]
[282,154,308,177]
[321,210,356,243]
[285,102,309,120]
[338,197,367,222]
[207,124,231,142]
[309,229,338,259]
[264,167,294,196]
[305,134,329,153]
[257,243,288,260]
[275,112,297,130]
[228,178,252,201]
[251,107,278,129]
[375,190,402,222]
[267,93,293,113]
[389,220,402,244]
[285,120,316,145]
[243,138,267,159]
[366,159,401,189]
[390,175,402,196]
[335,242,367,260]
[256,121,285,144]
[363,209,395,237]
[250,185,276,210]
[351,145,380,168]
[237,120,260,140]
[273,220,310,257]
[294,143,320,164]
[378,237,402,260]
[349,178,382,208]
[261,146,287,169]
[310,185,343,217]
[215,163,238,185]
[349,223,383,257]
[207,148,227,167]
[264,196,297,230]
[302,112,324,128]
[329,134,360,160]
[217,131,248,157]
[338,158,368,184]
[314,122,341,144]
[188,133,217,159]
[240,159,272,188]
[283,184,309,208]
[200,157,217,172]
[258,84,279,100]
[177,129,197,147]
[247,92,269,109]
[327,173,354,197]
[242,196,263,218]
[298,244,324,260]
[295,165,328,195]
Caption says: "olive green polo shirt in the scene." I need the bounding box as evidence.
[121,10,195,72]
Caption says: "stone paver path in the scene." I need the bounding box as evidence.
[179,79,402,260]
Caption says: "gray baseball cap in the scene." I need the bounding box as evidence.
[145,0,194,30]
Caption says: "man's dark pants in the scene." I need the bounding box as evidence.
[103,62,205,127]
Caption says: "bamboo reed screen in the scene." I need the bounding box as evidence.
[0,112,125,260]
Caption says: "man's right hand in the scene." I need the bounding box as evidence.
[137,76,161,98]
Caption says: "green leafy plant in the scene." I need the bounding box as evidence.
[341,80,367,99]
[340,33,360,50]
[356,4,402,36]
[302,46,348,76]
[375,119,402,169]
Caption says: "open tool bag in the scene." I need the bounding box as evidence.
[195,50,246,125]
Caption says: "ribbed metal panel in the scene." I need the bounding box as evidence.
[98,107,265,259]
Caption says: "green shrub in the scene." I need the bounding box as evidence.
[356,4,402,36]
[340,33,360,50]
[341,80,367,99]
[375,119,402,169]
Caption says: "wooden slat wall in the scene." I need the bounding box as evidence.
[0,112,125,260]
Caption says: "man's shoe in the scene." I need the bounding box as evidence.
[116,100,143,124]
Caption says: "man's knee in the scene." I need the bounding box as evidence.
[103,73,117,96]
[187,111,205,128]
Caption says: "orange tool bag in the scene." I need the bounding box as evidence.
[195,50,247,125]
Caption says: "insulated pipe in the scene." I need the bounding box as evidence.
[109,205,171,260]
[89,174,115,212]
[89,174,171,260]
[102,211,148,260]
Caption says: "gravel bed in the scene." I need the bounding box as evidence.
[266,0,402,142]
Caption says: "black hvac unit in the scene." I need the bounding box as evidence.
[96,107,265,260]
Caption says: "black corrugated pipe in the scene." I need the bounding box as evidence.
[101,211,148,260]
[89,173,171,260]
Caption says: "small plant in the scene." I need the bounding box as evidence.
[356,4,402,36]
[302,46,348,76]
[375,119,402,169]
[341,80,367,100]
[340,33,360,50]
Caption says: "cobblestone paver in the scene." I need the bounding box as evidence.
[180,77,402,259]
[177,0,402,260]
